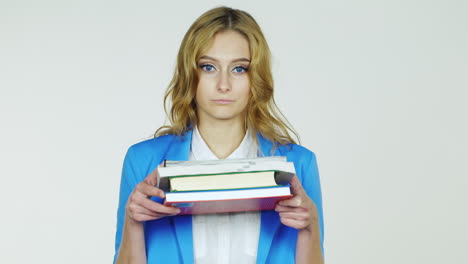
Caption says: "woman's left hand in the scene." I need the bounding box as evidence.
[275,175,319,231]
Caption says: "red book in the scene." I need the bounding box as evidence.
[164,186,292,215]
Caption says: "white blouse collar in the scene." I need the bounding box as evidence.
[190,126,257,160]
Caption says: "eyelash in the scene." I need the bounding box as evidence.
[199,64,249,73]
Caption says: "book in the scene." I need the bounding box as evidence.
[164,186,292,215]
[164,156,287,166]
[157,157,295,192]
[169,170,278,192]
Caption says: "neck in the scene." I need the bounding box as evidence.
[197,118,246,159]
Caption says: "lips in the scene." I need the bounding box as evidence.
[212,99,234,104]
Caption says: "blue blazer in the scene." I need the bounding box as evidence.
[114,130,324,263]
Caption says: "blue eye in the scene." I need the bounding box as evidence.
[200,64,215,72]
[233,66,248,73]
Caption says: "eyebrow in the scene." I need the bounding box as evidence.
[199,55,250,63]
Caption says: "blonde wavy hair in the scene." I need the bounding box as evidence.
[155,6,299,146]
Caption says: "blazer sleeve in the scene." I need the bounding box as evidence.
[113,146,142,264]
[300,150,325,255]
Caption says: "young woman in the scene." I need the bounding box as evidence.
[114,6,324,264]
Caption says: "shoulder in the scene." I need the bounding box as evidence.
[123,134,177,168]
[121,134,179,183]
[279,143,317,164]
[278,143,319,182]
[127,134,175,155]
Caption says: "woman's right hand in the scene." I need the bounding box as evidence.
[125,167,180,224]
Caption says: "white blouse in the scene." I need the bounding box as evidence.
[190,127,260,264]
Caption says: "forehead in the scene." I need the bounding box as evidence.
[201,30,250,61]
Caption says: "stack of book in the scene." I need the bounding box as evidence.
[157,156,296,215]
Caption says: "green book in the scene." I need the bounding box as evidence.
[157,156,296,192]
[169,170,290,192]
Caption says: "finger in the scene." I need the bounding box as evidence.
[144,168,160,186]
[289,175,306,196]
[278,196,302,207]
[275,204,307,213]
[128,202,177,220]
[139,198,180,215]
[279,211,309,221]
[279,217,308,229]
[131,213,162,222]
[131,205,163,218]
[136,182,165,198]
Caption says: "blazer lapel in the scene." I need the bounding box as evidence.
[257,133,285,264]
[164,131,192,162]
[165,131,194,264]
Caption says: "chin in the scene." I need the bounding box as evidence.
[212,114,239,121]
[210,111,244,122]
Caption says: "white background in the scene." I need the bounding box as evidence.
[1,0,467,263]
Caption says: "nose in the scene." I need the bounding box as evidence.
[217,71,231,92]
